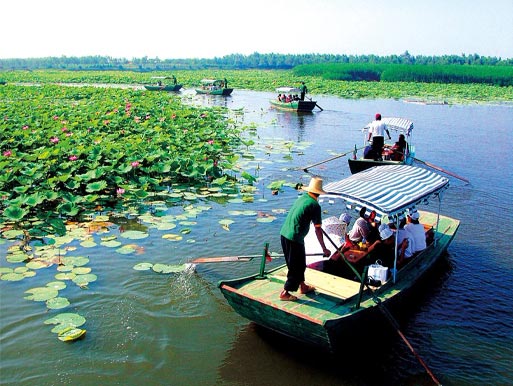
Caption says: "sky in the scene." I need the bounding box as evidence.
[2,0,513,60]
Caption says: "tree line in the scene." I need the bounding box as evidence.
[1,51,512,72]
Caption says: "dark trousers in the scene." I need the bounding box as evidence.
[281,235,306,292]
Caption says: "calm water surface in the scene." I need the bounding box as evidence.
[1,90,512,386]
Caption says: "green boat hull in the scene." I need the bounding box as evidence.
[270,99,317,112]
[195,88,233,96]
[219,211,460,352]
[144,84,182,92]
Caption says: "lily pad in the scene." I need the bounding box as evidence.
[47,281,67,290]
[45,312,86,327]
[152,264,187,274]
[55,272,77,281]
[24,287,59,301]
[72,273,97,285]
[120,230,149,240]
[58,327,86,342]
[256,216,277,223]
[72,267,92,274]
[133,262,153,271]
[1,272,25,281]
[162,234,183,241]
[26,260,49,269]
[47,297,70,309]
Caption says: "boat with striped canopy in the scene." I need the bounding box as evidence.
[219,165,460,352]
[348,117,415,174]
[195,79,233,96]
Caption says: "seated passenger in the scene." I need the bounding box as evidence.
[277,93,282,101]
[348,207,370,244]
[364,145,380,160]
[366,223,396,267]
[391,134,408,161]
[404,209,427,252]
[393,214,416,265]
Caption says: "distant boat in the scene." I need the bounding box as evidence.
[270,87,320,112]
[348,117,415,174]
[219,165,460,352]
[144,76,182,92]
[195,79,233,96]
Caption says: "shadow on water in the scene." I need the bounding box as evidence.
[218,257,453,386]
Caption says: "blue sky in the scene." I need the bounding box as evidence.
[2,0,512,59]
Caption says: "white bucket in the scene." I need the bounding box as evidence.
[368,261,388,284]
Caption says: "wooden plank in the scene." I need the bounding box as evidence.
[268,267,361,300]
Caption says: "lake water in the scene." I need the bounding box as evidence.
[1,90,512,386]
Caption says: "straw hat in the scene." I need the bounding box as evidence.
[302,177,326,195]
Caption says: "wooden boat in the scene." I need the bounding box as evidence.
[195,79,233,96]
[270,87,319,112]
[219,165,460,352]
[348,117,415,174]
[144,76,182,92]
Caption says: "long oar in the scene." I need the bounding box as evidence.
[321,229,442,386]
[414,157,469,183]
[299,146,365,172]
[191,252,323,264]
[306,95,323,111]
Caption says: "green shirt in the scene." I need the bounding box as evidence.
[280,193,322,244]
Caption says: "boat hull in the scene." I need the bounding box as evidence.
[195,88,233,96]
[219,211,460,352]
[270,99,317,112]
[144,84,182,92]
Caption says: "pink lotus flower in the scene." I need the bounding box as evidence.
[22,125,29,130]
[131,161,140,167]
[116,188,125,195]
[50,137,59,143]
[201,113,207,118]
[69,155,78,161]
[53,115,59,120]
[171,114,177,119]
[207,140,214,145]
[3,150,12,157]
[134,116,141,123]
[61,127,68,132]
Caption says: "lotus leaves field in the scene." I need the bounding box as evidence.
[0,82,313,340]
[2,69,512,103]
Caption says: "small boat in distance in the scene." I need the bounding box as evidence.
[195,79,233,96]
[144,76,182,92]
[219,165,459,352]
[348,117,415,174]
[270,87,319,112]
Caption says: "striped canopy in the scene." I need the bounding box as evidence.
[363,117,414,136]
[322,165,448,217]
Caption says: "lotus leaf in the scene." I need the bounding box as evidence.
[179,221,197,226]
[115,245,137,254]
[14,266,29,273]
[58,327,86,342]
[24,287,59,301]
[219,219,234,226]
[227,198,244,204]
[155,223,177,231]
[152,263,187,274]
[2,229,24,239]
[57,265,74,272]
[0,267,14,274]
[133,262,153,271]
[55,272,76,281]
[101,240,122,247]
[7,252,30,263]
[162,234,183,241]
[120,231,149,240]
[72,267,91,274]
[61,256,89,266]
[73,273,97,285]
[80,239,97,248]
[1,272,25,281]
[44,312,86,327]
[47,297,70,309]
[256,216,277,223]
[23,271,37,278]
[47,281,67,290]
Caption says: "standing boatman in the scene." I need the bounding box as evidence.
[299,81,307,100]
[367,113,391,158]
[279,177,331,301]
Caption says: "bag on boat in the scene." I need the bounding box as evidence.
[368,260,388,284]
